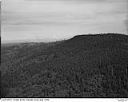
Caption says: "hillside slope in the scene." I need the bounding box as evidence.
[1,33,128,97]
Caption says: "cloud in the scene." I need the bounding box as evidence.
[1,0,128,42]
[26,0,127,3]
[26,0,108,4]
[125,16,128,33]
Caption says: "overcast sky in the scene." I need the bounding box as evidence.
[1,0,128,43]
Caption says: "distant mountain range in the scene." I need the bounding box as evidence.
[1,33,128,97]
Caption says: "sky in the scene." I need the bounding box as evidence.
[1,0,128,43]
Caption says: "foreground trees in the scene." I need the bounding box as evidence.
[1,34,128,97]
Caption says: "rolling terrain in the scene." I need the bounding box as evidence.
[1,33,128,97]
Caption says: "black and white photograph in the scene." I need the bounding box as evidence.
[1,0,128,98]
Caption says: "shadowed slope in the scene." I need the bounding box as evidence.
[1,33,128,97]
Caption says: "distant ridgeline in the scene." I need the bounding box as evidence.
[1,33,128,97]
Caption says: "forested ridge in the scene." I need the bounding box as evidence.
[1,33,128,97]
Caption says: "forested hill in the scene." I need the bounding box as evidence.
[1,33,128,97]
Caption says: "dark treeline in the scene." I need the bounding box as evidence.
[1,33,128,97]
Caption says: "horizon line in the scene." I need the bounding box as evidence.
[1,33,127,44]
